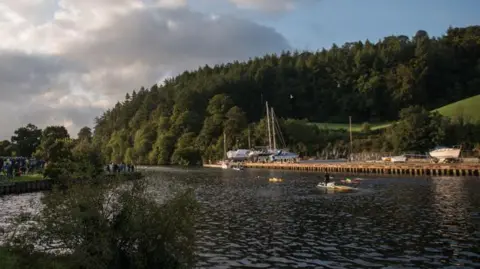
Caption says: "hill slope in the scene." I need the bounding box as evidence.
[434,94,480,123]
[92,25,480,165]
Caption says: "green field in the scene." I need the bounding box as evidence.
[433,94,480,123]
[0,173,45,182]
[312,95,480,132]
[313,122,392,132]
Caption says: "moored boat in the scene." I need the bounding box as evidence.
[316,182,356,191]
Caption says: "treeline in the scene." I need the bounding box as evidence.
[0,124,105,179]
[91,25,480,164]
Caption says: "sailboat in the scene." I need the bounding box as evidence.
[248,101,298,162]
[429,146,462,163]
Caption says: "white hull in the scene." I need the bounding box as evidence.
[317,182,336,188]
[220,161,229,169]
[429,148,461,159]
[382,155,407,163]
[317,182,356,191]
[391,155,407,163]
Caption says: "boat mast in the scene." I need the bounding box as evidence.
[266,102,272,150]
[349,116,353,162]
[271,107,276,151]
[248,126,251,149]
[223,130,227,160]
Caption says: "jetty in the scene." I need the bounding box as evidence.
[214,162,480,177]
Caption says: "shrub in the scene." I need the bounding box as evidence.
[6,178,199,269]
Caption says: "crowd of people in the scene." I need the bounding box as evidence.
[0,157,45,178]
[106,162,135,173]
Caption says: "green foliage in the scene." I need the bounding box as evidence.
[91,26,480,162]
[34,126,71,162]
[0,140,13,156]
[77,127,92,142]
[171,147,202,166]
[6,178,199,269]
[385,106,446,153]
[0,247,69,269]
[71,139,105,179]
[150,133,177,165]
[10,124,42,157]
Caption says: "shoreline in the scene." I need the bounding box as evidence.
[0,172,143,196]
[203,162,480,177]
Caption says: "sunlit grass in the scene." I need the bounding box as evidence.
[312,122,392,132]
[434,94,480,123]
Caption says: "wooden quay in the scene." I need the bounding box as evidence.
[242,162,480,177]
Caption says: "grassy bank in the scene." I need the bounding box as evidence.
[312,122,392,132]
[434,94,480,123]
[311,95,480,132]
[0,173,45,183]
[12,173,45,182]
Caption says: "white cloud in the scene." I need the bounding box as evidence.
[228,0,309,12]
[0,0,291,140]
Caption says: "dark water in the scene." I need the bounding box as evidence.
[2,167,480,268]
[143,167,480,268]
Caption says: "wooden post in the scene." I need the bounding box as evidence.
[349,116,353,162]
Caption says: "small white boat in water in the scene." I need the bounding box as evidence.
[316,182,356,191]
[220,161,229,169]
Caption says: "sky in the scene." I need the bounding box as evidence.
[1,0,479,140]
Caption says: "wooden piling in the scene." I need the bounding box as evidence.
[239,162,480,177]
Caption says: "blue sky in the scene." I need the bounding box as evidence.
[192,0,480,50]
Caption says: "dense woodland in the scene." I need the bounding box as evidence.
[3,26,480,165]
[90,26,480,165]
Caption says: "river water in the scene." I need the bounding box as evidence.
[2,167,480,268]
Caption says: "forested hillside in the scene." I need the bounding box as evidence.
[93,26,480,165]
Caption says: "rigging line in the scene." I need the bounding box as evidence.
[273,113,287,149]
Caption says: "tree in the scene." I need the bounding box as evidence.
[72,139,105,179]
[224,106,248,148]
[35,126,70,162]
[387,106,444,153]
[77,126,93,142]
[0,140,12,156]
[10,123,42,157]
[206,94,234,115]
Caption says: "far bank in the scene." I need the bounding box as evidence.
[204,161,480,177]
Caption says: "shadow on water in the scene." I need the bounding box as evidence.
[139,167,480,268]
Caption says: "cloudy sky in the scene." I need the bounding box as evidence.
[1,0,479,140]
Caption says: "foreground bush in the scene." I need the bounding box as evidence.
[5,178,198,269]
[0,247,68,269]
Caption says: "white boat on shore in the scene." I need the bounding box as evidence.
[381,155,407,163]
[429,146,462,163]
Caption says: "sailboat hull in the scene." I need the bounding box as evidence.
[429,148,461,159]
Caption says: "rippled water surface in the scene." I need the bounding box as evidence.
[3,167,480,268]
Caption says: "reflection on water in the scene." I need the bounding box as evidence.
[2,167,480,268]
